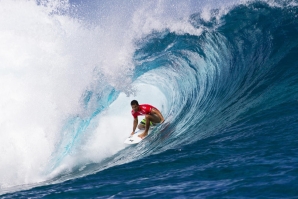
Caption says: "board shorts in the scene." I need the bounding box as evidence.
[140,119,154,126]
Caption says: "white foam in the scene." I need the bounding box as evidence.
[0,0,135,190]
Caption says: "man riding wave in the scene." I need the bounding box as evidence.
[130,100,165,139]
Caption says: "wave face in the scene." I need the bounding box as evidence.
[1,0,298,197]
[132,1,298,149]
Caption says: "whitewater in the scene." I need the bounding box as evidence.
[1,0,298,198]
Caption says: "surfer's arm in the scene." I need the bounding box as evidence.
[151,108,165,123]
[131,117,138,135]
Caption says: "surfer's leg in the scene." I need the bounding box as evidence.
[145,115,151,128]
[138,118,154,129]
[139,114,161,139]
[138,119,146,130]
[148,113,161,123]
[139,116,150,138]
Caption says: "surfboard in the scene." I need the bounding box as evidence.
[124,129,150,144]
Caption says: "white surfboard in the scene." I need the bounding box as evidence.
[124,129,151,144]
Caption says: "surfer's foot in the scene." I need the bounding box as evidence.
[138,132,148,139]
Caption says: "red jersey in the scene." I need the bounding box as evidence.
[131,104,157,118]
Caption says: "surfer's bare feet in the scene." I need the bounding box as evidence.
[138,132,148,139]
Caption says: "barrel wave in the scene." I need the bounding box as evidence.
[133,2,298,148]
[1,1,298,198]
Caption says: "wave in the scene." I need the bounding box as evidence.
[1,0,298,195]
[134,1,298,147]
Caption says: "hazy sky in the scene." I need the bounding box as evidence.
[67,0,238,22]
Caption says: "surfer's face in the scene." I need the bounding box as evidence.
[131,104,139,112]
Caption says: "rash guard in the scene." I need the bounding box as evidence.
[131,104,158,118]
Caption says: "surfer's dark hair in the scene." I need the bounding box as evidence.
[131,100,139,106]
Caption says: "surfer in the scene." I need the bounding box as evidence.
[130,100,165,139]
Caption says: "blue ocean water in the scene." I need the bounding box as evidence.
[1,0,298,198]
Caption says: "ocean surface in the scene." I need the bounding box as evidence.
[1,0,298,198]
